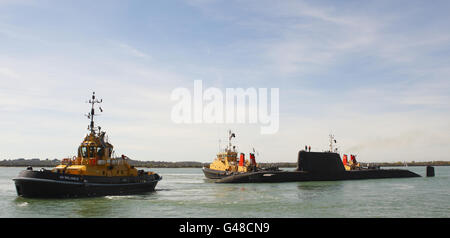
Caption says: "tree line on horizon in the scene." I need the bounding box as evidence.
[1,158,449,168]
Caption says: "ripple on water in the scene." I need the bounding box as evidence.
[104,195,140,200]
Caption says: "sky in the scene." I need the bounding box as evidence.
[0,0,449,163]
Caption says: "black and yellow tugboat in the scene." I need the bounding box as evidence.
[13,92,161,198]
[202,130,261,179]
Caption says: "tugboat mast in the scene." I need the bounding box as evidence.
[227,130,236,152]
[86,92,103,134]
[329,134,337,152]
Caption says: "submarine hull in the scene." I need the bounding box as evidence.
[13,170,161,198]
[215,169,421,183]
[215,151,421,183]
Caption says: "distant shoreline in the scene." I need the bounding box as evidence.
[1,159,449,168]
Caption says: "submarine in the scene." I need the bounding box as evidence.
[13,92,162,198]
[216,135,421,183]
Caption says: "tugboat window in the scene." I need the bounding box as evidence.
[97,147,104,157]
[89,146,96,157]
[81,147,88,158]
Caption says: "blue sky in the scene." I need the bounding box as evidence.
[0,0,449,162]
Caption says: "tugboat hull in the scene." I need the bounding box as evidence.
[202,167,232,179]
[202,166,274,179]
[14,170,161,198]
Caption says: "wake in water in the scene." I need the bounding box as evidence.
[17,202,29,207]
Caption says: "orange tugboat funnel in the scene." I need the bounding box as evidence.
[351,154,357,164]
[250,153,256,166]
[239,153,245,166]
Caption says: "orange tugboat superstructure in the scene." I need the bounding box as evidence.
[13,92,161,198]
[202,130,260,179]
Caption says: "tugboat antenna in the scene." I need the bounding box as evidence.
[228,130,236,151]
[86,91,103,134]
[329,134,337,153]
[229,130,231,149]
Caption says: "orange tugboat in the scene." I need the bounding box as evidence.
[202,130,263,179]
[13,92,161,198]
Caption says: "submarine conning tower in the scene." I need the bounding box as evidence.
[296,150,345,175]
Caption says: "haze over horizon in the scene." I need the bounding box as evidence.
[0,0,449,163]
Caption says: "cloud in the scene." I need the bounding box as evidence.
[116,42,151,59]
[0,67,19,78]
[185,0,450,82]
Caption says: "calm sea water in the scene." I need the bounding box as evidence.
[1,166,449,218]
